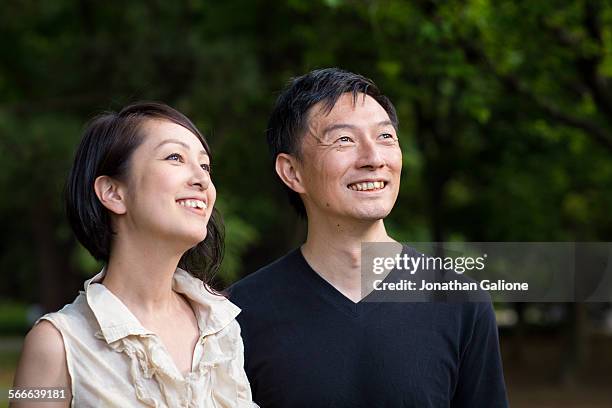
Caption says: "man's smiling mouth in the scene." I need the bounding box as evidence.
[347,181,386,191]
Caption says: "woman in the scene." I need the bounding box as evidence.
[12,102,256,407]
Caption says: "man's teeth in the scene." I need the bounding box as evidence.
[348,181,386,191]
[177,199,207,209]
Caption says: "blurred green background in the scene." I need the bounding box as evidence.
[1,0,612,406]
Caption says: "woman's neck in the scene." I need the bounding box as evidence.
[101,235,184,318]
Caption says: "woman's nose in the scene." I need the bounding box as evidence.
[189,163,211,190]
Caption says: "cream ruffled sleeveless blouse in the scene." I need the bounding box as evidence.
[39,268,256,407]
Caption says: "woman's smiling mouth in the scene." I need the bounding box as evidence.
[176,198,208,214]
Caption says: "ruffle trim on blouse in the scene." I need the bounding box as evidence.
[98,331,244,407]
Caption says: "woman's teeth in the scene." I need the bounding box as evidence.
[348,181,385,191]
[177,199,207,209]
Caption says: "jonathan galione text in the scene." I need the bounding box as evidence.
[372,279,529,292]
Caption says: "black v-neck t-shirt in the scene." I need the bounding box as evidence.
[229,248,509,408]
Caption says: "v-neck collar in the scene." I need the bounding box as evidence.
[293,247,379,317]
[292,245,423,317]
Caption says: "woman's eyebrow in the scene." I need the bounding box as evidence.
[155,139,207,156]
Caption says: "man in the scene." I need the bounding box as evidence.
[229,68,508,407]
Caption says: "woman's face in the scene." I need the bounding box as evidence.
[120,119,216,248]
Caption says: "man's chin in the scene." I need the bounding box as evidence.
[350,208,392,222]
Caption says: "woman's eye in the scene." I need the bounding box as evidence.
[166,153,184,162]
[337,136,353,143]
[201,163,211,173]
[380,133,394,140]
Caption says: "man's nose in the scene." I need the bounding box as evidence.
[357,139,385,169]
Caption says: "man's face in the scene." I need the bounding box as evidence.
[295,93,402,223]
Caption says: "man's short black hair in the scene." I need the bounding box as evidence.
[266,67,398,217]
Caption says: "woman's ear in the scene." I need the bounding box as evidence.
[275,153,306,194]
[93,176,127,215]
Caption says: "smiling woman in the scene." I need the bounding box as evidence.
[65,103,222,281]
[10,102,257,408]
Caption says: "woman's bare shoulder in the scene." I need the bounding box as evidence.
[13,320,70,388]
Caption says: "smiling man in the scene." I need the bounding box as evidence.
[229,68,508,407]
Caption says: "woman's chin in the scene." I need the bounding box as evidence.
[169,231,208,253]
[187,231,208,246]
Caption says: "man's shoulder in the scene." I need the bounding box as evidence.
[228,248,301,303]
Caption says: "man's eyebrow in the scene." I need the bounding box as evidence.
[322,123,358,137]
[155,139,207,156]
[321,121,395,137]
[377,120,395,128]
[323,120,395,138]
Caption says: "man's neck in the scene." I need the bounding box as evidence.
[301,217,396,303]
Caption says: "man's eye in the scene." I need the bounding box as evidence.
[201,163,211,173]
[166,153,184,162]
[337,136,353,143]
[380,133,394,139]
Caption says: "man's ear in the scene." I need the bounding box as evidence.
[275,153,306,194]
[93,175,127,215]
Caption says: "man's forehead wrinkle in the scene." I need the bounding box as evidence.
[304,92,382,148]
[306,105,346,146]
[306,103,333,136]
[305,122,329,146]
[317,96,337,116]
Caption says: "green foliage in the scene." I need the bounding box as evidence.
[0,303,28,335]
[215,197,259,285]
[0,0,611,306]
[70,244,103,278]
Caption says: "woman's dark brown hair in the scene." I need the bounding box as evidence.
[65,101,224,285]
